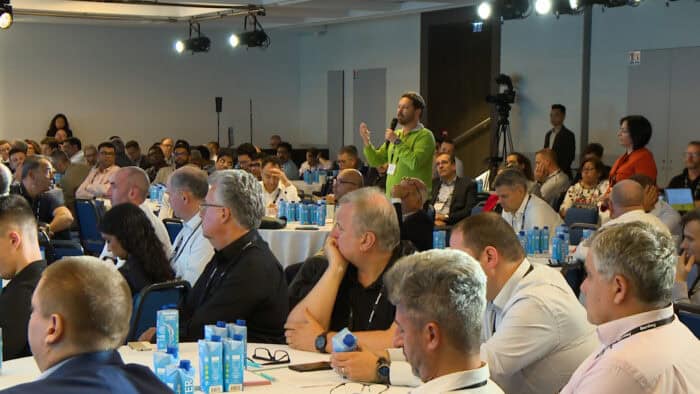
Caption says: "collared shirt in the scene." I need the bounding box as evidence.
[261,181,300,207]
[69,150,86,165]
[561,306,700,394]
[153,165,175,185]
[501,193,563,237]
[481,259,598,394]
[539,170,570,208]
[411,364,503,394]
[559,180,608,213]
[11,183,70,239]
[668,168,700,200]
[170,214,214,285]
[37,358,73,380]
[75,165,119,199]
[281,160,300,181]
[650,199,682,238]
[434,176,456,216]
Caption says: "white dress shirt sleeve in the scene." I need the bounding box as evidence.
[177,230,215,285]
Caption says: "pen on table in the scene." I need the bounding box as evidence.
[246,358,262,368]
[254,371,277,382]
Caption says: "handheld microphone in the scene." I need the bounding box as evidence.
[385,118,399,148]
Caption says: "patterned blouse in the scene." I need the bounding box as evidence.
[559,180,609,213]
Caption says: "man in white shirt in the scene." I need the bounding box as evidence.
[630,173,682,238]
[61,137,86,165]
[260,156,300,209]
[166,166,214,286]
[494,169,562,237]
[100,167,172,263]
[535,148,570,208]
[379,249,503,393]
[562,221,700,393]
[75,142,120,199]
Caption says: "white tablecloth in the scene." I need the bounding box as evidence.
[259,222,333,267]
[0,343,409,393]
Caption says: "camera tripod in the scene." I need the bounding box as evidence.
[487,104,514,175]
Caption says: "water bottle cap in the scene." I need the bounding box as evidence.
[533,226,539,230]
[233,334,243,341]
[179,360,191,370]
[211,335,222,342]
[543,226,549,229]
[166,346,178,357]
[519,230,525,235]
[160,304,177,310]
[216,321,226,328]
[559,235,565,240]
[342,334,356,347]
[236,319,246,326]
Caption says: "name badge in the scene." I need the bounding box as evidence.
[387,163,397,175]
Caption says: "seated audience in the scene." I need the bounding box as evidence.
[175,170,288,342]
[0,195,46,361]
[75,142,119,199]
[40,137,60,157]
[494,169,562,236]
[299,147,322,177]
[338,145,379,188]
[214,148,235,172]
[49,151,90,218]
[534,148,570,208]
[559,157,608,218]
[250,153,263,180]
[193,145,214,171]
[83,144,98,167]
[166,166,215,285]
[154,140,190,185]
[207,141,219,161]
[504,152,541,196]
[286,188,406,353]
[0,163,11,195]
[62,137,86,165]
[629,174,682,238]
[236,143,258,172]
[125,140,149,169]
[667,140,700,207]
[337,249,503,393]
[24,140,40,156]
[371,163,389,191]
[609,115,657,187]
[317,151,334,170]
[562,222,700,393]
[261,156,300,212]
[11,156,74,240]
[0,140,10,165]
[0,257,170,393]
[100,167,172,262]
[432,153,478,226]
[435,138,464,177]
[574,142,611,181]
[391,177,433,251]
[188,149,205,169]
[448,213,597,393]
[330,168,363,204]
[673,209,700,304]
[45,113,73,139]
[100,203,174,296]
[160,137,175,166]
[9,147,26,175]
[108,137,131,168]
[269,134,282,151]
[144,145,168,182]
[277,141,299,180]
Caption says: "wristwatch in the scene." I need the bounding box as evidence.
[376,357,391,384]
[314,331,329,353]
[393,138,402,145]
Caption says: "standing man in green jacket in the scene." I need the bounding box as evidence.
[360,92,436,197]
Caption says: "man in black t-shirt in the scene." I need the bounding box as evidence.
[11,156,74,240]
[285,187,409,354]
[668,141,700,207]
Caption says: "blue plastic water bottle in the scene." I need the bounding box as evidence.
[277,199,287,219]
[476,179,484,193]
[286,202,297,222]
[518,230,528,252]
[433,230,446,249]
[532,226,541,254]
[552,235,561,263]
[541,226,550,255]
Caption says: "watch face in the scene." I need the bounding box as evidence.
[378,365,390,377]
[315,335,326,351]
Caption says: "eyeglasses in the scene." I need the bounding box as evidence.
[99,151,115,156]
[199,202,227,212]
[684,152,700,158]
[252,347,290,365]
[330,382,389,394]
[333,178,360,187]
[249,162,262,168]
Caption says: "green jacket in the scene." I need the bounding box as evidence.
[363,125,436,197]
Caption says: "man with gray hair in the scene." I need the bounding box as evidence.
[166,166,215,285]
[379,249,503,393]
[494,168,562,236]
[286,187,409,355]
[0,162,11,196]
[562,222,700,393]
[391,177,433,251]
[177,170,287,342]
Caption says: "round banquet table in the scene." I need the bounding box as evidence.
[259,222,333,267]
[0,342,409,393]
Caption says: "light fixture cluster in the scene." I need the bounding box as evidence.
[476,0,643,20]
[174,10,269,55]
[0,0,12,30]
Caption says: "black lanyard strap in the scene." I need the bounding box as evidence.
[451,380,488,390]
[595,315,674,359]
[170,221,202,264]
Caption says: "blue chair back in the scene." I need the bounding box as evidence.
[127,280,190,342]
[163,219,184,244]
[75,199,105,255]
[565,208,599,245]
[675,302,700,339]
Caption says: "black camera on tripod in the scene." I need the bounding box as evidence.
[486,74,516,107]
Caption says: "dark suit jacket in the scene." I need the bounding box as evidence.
[544,126,576,175]
[0,260,46,361]
[0,350,170,394]
[393,203,433,251]
[431,176,478,225]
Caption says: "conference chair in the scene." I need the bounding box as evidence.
[675,302,700,339]
[564,207,599,245]
[127,280,191,342]
[75,199,105,255]
[163,218,184,244]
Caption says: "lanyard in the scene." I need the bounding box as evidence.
[170,221,202,264]
[388,130,402,165]
[451,380,488,391]
[510,194,532,231]
[595,315,674,359]
[349,286,384,331]
[491,263,534,335]
[199,240,255,305]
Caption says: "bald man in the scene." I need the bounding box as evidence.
[332,169,363,203]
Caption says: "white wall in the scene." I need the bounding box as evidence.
[501,1,700,164]
[0,22,301,148]
[297,14,421,146]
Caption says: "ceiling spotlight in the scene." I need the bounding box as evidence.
[534,0,553,14]
[570,0,580,9]
[477,2,492,20]
[233,12,270,48]
[571,0,643,9]
[174,22,210,54]
[228,34,240,48]
[0,1,13,30]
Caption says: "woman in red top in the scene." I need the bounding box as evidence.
[608,115,657,186]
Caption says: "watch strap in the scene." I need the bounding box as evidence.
[315,331,329,353]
